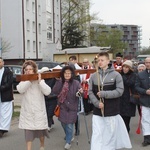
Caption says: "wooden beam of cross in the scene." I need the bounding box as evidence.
[16,69,96,81]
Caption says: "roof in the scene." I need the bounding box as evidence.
[54,46,111,54]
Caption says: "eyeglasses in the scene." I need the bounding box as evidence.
[64,72,71,75]
[24,68,33,71]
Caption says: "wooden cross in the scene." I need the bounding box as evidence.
[16,69,96,81]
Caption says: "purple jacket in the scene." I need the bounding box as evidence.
[52,79,81,124]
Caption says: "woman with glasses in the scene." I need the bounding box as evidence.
[52,65,83,150]
[17,60,51,150]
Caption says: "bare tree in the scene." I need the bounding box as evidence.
[1,38,13,55]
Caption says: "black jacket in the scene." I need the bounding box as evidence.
[135,69,150,107]
[44,78,57,116]
[120,70,136,117]
[0,67,14,102]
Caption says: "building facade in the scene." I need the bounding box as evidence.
[91,23,142,59]
[0,0,61,64]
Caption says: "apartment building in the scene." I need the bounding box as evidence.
[91,23,142,59]
[0,0,61,64]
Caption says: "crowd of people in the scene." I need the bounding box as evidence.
[0,52,150,150]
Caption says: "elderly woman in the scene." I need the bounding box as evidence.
[120,60,136,133]
[17,60,51,150]
[52,65,83,150]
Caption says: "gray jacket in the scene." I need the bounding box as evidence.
[89,67,124,116]
[135,69,150,107]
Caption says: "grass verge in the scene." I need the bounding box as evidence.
[12,105,21,118]
[12,111,20,118]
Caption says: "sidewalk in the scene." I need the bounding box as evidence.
[12,93,21,125]
[13,93,21,106]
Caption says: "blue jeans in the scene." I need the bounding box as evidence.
[61,122,73,144]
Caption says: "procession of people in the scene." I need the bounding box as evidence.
[0,52,150,150]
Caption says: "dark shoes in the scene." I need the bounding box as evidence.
[142,135,150,147]
[142,141,150,147]
[0,130,8,138]
[0,132,3,138]
[0,131,4,138]
[75,130,80,136]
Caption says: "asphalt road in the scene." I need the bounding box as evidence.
[0,93,150,150]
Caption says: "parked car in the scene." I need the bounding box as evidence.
[5,65,22,92]
[35,61,65,70]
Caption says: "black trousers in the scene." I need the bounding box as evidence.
[83,98,90,113]
[121,116,131,133]
[75,116,80,135]
[144,135,150,143]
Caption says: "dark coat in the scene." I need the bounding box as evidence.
[44,78,57,117]
[52,79,81,124]
[120,70,136,117]
[135,69,150,107]
[0,67,14,102]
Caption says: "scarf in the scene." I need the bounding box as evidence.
[58,81,69,103]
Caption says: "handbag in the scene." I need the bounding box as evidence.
[54,105,60,117]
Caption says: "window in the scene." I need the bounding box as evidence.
[26,19,30,31]
[129,44,134,48]
[33,41,36,51]
[39,42,41,52]
[39,23,41,34]
[131,27,137,31]
[46,17,53,41]
[27,40,30,51]
[38,5,41,16]
[123,35,128,39]
[47,32,52,41]
[57,14,59,24]
[13,67,22,75]
[26,0,29,10]
[32,21,35,32]
[123,26,127,31]
[32,2,35,13]
[57,0,59,7]
[124,31,129,35]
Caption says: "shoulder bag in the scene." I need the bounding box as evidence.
[54,105,60,117]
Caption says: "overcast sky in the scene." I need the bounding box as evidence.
[90,0,150,47]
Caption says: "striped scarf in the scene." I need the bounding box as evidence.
[58,81,69,103]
